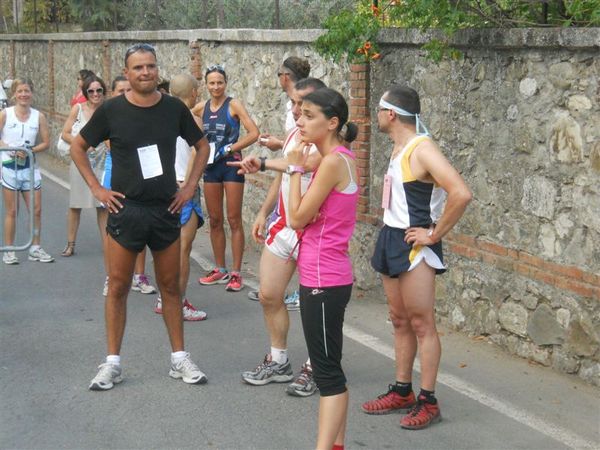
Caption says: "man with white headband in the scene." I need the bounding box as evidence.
[361,85,472,430]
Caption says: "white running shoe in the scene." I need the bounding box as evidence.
[3,251,19,265]
[183,299,207,321]
[131,274,157,294]
[169,353,207,384]
[28,247,54,263]
[89,363,123,391]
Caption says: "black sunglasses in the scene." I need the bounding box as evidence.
[87,88,104,95]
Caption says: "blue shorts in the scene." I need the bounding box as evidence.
[102,152,112,189]
[1,165,41,191]
[203,154,244,184]
[371,225,446,277]
[181,187,204,228]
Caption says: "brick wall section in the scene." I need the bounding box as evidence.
[102,40,111,92]
[446,232,600,300]
[349,63,379,226]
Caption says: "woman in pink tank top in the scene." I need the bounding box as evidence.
[286,88,359,450]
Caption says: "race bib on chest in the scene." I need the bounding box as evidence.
[137,144,163,179]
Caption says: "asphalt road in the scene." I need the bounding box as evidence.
[1,154,598,450]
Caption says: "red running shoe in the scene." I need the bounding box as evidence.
[361,385,416,415]
[400,397,442,430]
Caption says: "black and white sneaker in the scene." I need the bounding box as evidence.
[241,354,293,386]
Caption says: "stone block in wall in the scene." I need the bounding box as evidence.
[550,115,583,163]
[521,175,556,220]
[578,360,600,387]
[527,304,565,345]
[498,302,528,337]
[548,62,576,90]
[551,348,580,374]
[565,318,599,357]
[590,141,600,173]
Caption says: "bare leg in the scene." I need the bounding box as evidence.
[258,248,296,349]
[105,235,137,355]
[399,262,439,390]
[152,238,184,351]
[383,275,417,382]
[316,391,349,450]
[66,208,82,243]
[179,212,199,298]
[203,182,226,268]
[224,181,244,272]
[3,187,18,245]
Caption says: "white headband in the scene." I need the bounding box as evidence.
[379,98,430,136]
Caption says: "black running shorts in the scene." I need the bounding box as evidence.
[106,200,180,252]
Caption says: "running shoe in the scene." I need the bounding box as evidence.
[169,353,207,384]
[103,276,109,297]
[28,247,54,263]
[286,363,317,397]
[400,396,442,430]
[247,290,260,301]
[284,289,300,311]
[154,297,163,314]
[3,251,19,265]
[226,272,243,292]
[183,299,207,321]
[361,385,417,415]
[198,268,230,285]
[89,363,123,391]
[241,354,293,386]
[131,274,157,294]
[154,297,208,321]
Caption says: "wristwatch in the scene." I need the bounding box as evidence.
[427,228,434,238]
[224,144,233,155]
[286,165,305,174]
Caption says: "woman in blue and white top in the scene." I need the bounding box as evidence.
[0,77,53,264]
[194,65,259,292]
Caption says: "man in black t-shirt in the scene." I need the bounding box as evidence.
[70,43,211,391]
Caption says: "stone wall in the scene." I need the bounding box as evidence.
[1,28,598,385]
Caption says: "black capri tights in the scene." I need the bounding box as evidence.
[299,284,352,397]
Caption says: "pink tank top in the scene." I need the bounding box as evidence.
[297,146,358,288]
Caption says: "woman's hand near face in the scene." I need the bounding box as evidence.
[286,141,311,166]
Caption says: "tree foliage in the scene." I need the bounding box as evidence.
[314,0,600,63]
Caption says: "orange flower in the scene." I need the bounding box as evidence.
[364,41,372,50]
[371,53,381,60]
[356,47,365,54]
[371,5,381,16]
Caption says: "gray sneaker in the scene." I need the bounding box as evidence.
[241,354,294,386]
[28,247,54,263]
[89,363,123,391]
[169,352,207,384]
[286,363,318,397]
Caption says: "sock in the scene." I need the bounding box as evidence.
[133,273,141,281]
[332,444,344,450]
[394,381,412,397]
[30,244,40,252]
[304,358,312,370]
[218,267,228,273]
[171,351,188,364]
[419,388,437,404]
[271,347,288,364]
[106,355,121,365]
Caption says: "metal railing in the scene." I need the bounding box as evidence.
[0,146,36,251]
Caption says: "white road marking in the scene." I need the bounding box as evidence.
[44,168,595,449]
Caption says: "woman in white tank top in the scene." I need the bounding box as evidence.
[0,77,53,264]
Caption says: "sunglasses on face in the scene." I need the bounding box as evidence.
[87,88,104,95]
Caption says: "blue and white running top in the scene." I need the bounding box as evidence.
[383,135,446,229]
[202,96,240,152]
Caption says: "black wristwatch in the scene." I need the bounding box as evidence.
[259,156,267,172]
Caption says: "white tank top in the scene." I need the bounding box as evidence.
[1,106,40,164]
[383,135,446,229]
[174,136,191,181]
